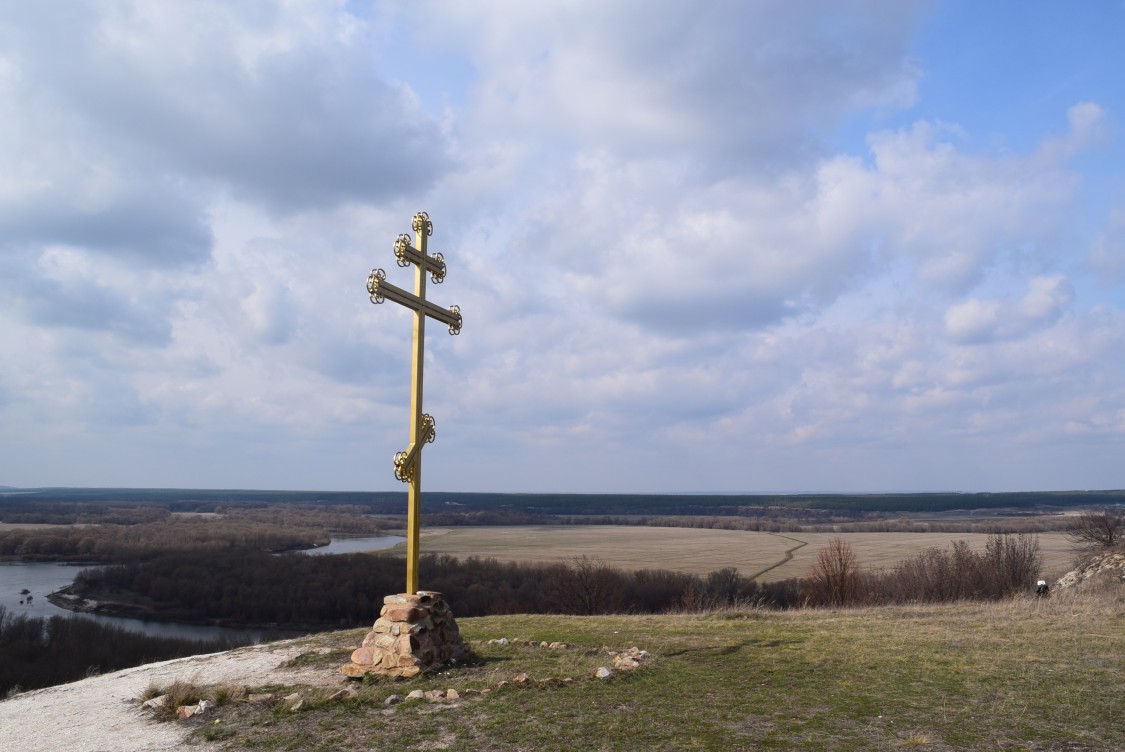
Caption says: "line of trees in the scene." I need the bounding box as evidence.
[0,518,330,562]
[0,502,169,525]
[9,487,1125,517]
[60,535,1048,630]
[63,551,804,628]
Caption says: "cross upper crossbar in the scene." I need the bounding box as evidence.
[367,269,462,333]
[394,234,446,282]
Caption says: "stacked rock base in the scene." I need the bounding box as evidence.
[342,591,470,679]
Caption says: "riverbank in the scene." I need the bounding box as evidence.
[46,584,321,633]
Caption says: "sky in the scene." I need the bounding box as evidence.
[1,1,1124,495]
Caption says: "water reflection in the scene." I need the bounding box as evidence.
[298,534,405,556]
[0,534,403,641]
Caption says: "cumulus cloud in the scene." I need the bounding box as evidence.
[1,0,1123,493]
[431,0,923,166]
[0,1,450,275]
[1090,206,1125,283]
[0,1,454,404]
[944,276,1074,344]
[480,108,1089,344]
[4,2,448,210]
[944,298,1001,343]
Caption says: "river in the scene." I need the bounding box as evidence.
[0,534,405,642]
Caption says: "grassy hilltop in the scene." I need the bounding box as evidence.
[165,584,1122,752]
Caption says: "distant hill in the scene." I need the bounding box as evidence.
[5,486,1125,514]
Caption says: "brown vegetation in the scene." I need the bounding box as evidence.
[1066,508,1125,549]
[0,503,398,563]
[802,534,1045,606]
[0,516,332,562]
[803,537,862,606]
[57,550,804,629]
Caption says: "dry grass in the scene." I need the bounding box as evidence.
[411,526,1075,581]
[141,679,213,722]
[174,586,1124,751]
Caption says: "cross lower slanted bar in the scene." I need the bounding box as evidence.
[366,212,461,594]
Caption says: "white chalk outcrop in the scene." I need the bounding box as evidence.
[0,637,337,752]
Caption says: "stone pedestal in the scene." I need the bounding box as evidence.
[342,591,470,679]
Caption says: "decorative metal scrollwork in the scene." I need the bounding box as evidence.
[429,252,446,284]
[393,234,412,267]
[412,211,433,236]
[392,414,437,483]
[447,305,462,335]
[393,450,411,483]
[366,268,387,304]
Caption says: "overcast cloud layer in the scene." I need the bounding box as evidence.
[2,1,1123,493]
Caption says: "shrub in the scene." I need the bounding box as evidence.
[862,534,1043,604]
[803,538,862,607]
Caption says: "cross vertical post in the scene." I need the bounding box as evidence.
[405,213,428,595]
[366,212,461,594]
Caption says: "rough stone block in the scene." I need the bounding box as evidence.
[373,633,398,650]
[383,607,423,622]
[384,594,423,606]
[344,591,470,680]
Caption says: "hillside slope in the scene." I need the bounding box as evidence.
[1,586,1122,751]
[0,637,330,752]
[1054,549,1125,590]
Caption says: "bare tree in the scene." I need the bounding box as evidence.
[804,537,862,607]
[547,556,626,615]
[1067,509,1125,550]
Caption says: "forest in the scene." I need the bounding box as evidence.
[0,516,329,561]
[62,533,1043,628]
[6,487,1123,517]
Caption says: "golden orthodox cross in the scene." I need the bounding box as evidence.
[366,211,462,593]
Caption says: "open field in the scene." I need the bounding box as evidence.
[31,584,1118,751]
[414,526,1077,581]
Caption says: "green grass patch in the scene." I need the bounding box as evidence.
[182,589,1123,751]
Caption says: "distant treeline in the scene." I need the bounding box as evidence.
[6,487,1124,516]
[421,510,1071,534]
[64,551,803,628]
[61,533,1048,630]
[0,518,329,562]
[0,606,248,698]
[0,501,170,525]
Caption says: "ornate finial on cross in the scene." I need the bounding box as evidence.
[366,211,462,594]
